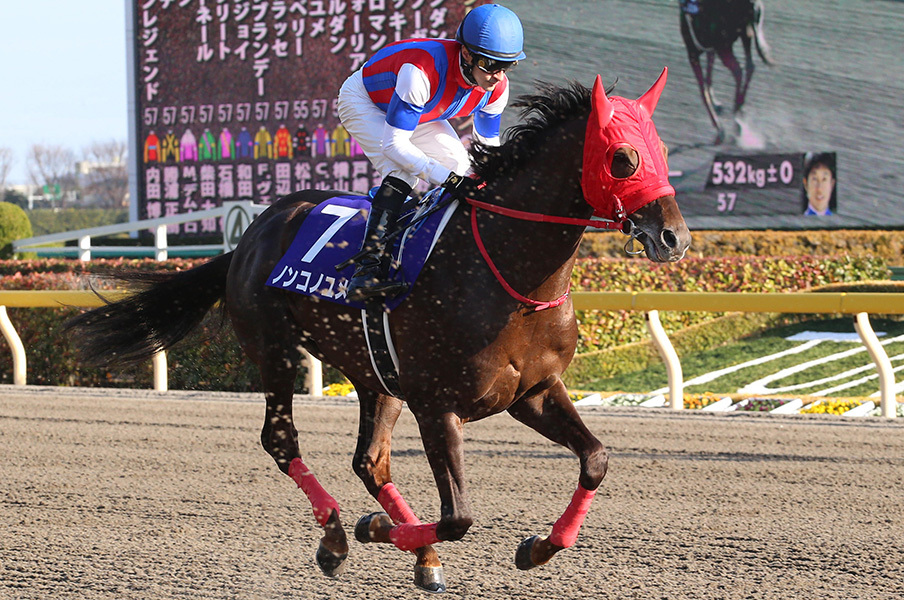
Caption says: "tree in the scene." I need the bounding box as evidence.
[3,189,28,209]
[0,201,32,258]
[27,144,77,207]
[79,140,129,208]
[0,147,13,199]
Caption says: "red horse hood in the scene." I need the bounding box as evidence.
[582,68,675,221]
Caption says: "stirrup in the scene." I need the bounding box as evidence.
[347,277,408,302]
[347,257,407,301]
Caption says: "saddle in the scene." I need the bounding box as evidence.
[266,186,459,398]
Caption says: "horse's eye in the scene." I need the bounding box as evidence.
[610,146,639,179]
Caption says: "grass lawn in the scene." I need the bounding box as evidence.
[581,317,904,398]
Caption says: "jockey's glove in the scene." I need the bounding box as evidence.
[442,172,484,200]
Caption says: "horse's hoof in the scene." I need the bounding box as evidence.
[315,542,348,577]
[354,511,390,544]
[515,535,542,571]
[413,565,446,594]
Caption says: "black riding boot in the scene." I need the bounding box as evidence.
[346,176,412,302]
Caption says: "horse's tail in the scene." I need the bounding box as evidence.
[65,252,234,367]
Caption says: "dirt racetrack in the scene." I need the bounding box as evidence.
[2,385,903,600]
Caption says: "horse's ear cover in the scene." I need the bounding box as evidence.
[590,75,614,128]
[637,67,668,119]
[581,69,675,221]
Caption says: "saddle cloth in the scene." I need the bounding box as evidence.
[266,187,458,310]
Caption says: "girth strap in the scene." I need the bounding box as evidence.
[362,298,405,399]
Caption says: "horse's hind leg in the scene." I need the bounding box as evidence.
[506,380,607,570]
[259,359,350,575]
[250,330,349,577]
[736,34,756,111]
[751,0,773,64]
[351,389,445,592]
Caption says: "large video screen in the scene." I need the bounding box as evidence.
[130,0,902,232]
[130,0,464,235]
[501,0,901,230]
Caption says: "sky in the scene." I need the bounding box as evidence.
[0,1,128,186]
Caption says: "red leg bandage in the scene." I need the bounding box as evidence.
[377,483,421,525]
[548,485,597,548]
[288,458,340,528]
[388,523,440,552]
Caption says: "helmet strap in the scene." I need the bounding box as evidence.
[460,48,479,87]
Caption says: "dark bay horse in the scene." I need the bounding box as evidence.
[67,71,691,593]
[680,0,773,141]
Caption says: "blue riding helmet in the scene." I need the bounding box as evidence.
[455,4,527,62]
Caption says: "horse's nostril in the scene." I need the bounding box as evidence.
[661,229,678,249]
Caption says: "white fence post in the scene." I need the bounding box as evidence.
[854,312,897,418]
[0,306,26,386]
[154,224,168,261]
[303,349,323,395]
[646,310,683,410]
[78,235,92,262]
[152,351,168,392]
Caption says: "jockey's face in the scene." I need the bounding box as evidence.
[804,164,834,212]
[461,47,508,92]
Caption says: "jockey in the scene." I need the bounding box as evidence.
[679,0,702,15]
[337,3,526,301]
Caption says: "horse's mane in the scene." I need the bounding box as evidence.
[470,80,597,181]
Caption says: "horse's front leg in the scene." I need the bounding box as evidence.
[351,390,445,592]
[704,50,722,111]
[688,51,723,141]
[362,408,472,552]
[507,380,608,570]
[258,361,348,577]
[715,45,745,114]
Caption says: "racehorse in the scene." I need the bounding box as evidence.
[680,0,773,142]
[66,70,691,593]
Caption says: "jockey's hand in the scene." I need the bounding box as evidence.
[442,172,483,199]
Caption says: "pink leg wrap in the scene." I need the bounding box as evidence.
[548,485,597,548]
[377,483,421,525]
[288,458,340,528]
[388,522,440,552]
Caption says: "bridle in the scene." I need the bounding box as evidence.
[464,69,674,311]
[466,197,644,312]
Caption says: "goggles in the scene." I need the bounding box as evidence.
[474,56,517,74]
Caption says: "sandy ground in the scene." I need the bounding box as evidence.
[1,385,903,600]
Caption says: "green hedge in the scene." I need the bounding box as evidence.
[0,259,301,389]
[581,229,904,263]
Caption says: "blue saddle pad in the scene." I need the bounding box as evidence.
[266,187,457,310]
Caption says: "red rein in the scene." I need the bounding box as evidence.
[467,198,624,312]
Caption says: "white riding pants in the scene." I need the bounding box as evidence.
[337,69,471,189]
